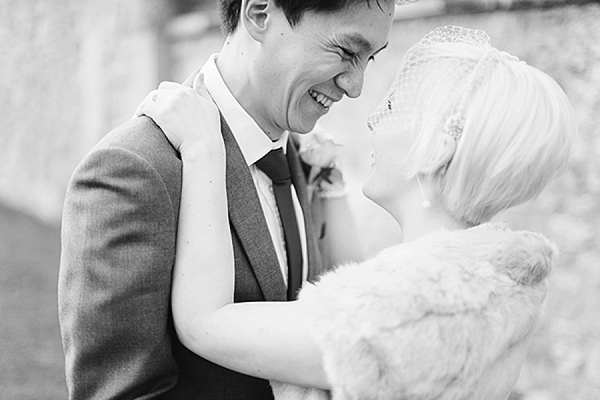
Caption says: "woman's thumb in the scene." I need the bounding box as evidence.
[193,73,211,100]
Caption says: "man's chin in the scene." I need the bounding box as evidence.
[290,119,318,135]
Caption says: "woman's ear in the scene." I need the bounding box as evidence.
[241,0,270,42]
[421,133,457,175]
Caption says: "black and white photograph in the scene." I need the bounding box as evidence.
[1,1,599,399]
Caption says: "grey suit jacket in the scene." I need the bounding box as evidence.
[58,76,324,399]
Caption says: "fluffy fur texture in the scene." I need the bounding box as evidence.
[271,223,556,400]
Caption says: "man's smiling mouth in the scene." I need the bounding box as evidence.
[309,90,333,110]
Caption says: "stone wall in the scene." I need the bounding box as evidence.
[0,0,173,222]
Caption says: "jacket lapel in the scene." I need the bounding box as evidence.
[222,119,287,301]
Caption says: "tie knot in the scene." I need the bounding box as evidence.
[255,148,291,184]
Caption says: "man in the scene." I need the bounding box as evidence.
[58,0,397,398]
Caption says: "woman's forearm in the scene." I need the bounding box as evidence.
[171,150,329,388]
[187,300,329,388]
[170,149,234,344]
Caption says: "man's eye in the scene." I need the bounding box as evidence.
[341,48,356,59]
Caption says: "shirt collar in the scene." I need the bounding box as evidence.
[199,54,288,165]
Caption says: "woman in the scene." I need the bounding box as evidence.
[137,26,577,399]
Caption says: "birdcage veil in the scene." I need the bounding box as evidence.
[365,25,578,226]
[366,25,500,177]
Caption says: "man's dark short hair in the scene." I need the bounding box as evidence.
[218,0,393,35]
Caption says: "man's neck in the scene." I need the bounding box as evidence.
[216,40,285,141]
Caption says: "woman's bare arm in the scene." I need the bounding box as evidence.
[136,79,329,388]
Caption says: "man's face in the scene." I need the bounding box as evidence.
[254,1,395,136]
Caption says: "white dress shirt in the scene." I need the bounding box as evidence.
[199,54,308,286]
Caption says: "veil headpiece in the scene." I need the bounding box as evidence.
[367,26,521,143]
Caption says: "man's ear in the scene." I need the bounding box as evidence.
[241,0,270,42]
[421,133,457,175]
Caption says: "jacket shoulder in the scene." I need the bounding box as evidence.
[98,116,181,168]
[78,116,182,206]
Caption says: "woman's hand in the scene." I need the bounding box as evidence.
[135,74,223,160]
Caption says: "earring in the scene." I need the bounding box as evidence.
[416,175,431,209]
[444,114,463,140]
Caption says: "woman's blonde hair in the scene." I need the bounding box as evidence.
[368,26,578,226]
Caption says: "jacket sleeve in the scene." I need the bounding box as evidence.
[58,145,179,399]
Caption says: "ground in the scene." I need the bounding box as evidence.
[0,203,66,399]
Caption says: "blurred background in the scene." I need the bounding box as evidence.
[1,0,599,398]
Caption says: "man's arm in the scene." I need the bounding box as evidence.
[313,194,364,268]
[58,145,179,399]
[310,167,364,270]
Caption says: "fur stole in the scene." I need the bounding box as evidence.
[271,223,557,400]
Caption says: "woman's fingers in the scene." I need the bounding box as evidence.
[135,78,214,119]
[133,90,159,118]
[158,81,183,91]
[132,77,222,154]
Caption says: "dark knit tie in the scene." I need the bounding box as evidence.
[255,148,303,300]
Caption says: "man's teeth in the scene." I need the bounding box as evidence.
[309,90,333,109]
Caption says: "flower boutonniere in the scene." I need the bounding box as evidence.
[297,128,347,199]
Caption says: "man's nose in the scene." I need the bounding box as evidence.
[335,67,365,99]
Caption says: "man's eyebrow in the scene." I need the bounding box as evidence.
[342,33,388,56]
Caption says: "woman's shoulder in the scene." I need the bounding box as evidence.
[417,222,558,286]
[303,223,556,315]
